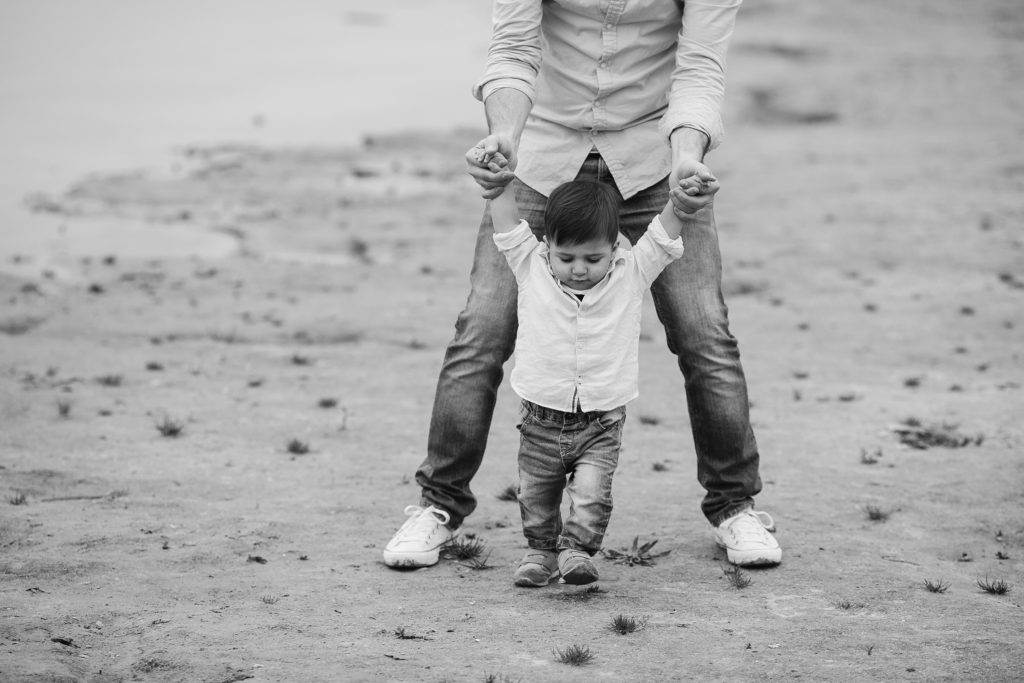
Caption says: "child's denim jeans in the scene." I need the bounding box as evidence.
[516,400,626,555]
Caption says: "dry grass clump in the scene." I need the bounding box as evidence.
[893,418,983,449]
[602,536,670,566]
[553,644,594,666]
[977,576,1012,595]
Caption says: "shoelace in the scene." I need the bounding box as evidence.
[395,505,451,541]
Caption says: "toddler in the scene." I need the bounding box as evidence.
[478,148,692,586]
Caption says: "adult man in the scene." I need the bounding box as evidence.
[383,0,781,569]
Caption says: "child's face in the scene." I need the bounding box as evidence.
[546,237,615,290]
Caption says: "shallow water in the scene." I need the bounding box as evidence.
[0,0,490,265]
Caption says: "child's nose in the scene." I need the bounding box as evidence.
[572,262,587,274]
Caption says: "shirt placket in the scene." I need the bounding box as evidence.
[573,302,587,409]
[592,1,624,133]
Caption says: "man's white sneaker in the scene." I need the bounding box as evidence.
[714,509,781,566]
[382,505,454,568]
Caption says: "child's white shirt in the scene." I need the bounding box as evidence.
[493,216,684,412]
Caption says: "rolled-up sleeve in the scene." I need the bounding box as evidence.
[493,220,541,285]
[632,215,685,288]
[472,0,544,104]
[659,0,742,151]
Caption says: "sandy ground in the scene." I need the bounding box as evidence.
[2,0,1024,680]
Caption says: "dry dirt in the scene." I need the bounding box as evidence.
[2,1,1024,680]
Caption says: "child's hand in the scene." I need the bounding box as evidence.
[469,147,511,174]
[466,142,515,199]
[671,170,720,215]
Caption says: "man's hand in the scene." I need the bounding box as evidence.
[467,134,517,199]
[669,158,719,215]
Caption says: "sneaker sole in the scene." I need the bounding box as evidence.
[513,569,559,588]
[718,543,782,567]
[561,565,599,585]
[382,548,442,568]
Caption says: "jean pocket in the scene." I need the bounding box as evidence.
[595,406,626,431]
[516,402,535,431]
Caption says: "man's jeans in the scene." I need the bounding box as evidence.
[517,401,626,555]
[416,153,762,528]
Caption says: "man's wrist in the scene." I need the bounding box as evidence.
[670,126,710,162]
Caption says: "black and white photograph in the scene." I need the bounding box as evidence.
[2,0,1022,679]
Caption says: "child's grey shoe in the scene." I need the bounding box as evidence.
[513,549,559,587]
[558,548,599,585]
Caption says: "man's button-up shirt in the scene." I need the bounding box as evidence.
[473,0,741,199]
[493,216,685,412]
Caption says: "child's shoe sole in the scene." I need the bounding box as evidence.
[558,551,599,585]
[513,567,559,587]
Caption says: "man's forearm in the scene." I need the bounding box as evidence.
[484,87,532,148]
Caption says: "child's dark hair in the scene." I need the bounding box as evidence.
[544,180,620,246]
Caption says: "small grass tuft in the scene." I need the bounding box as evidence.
[610,614,645,634]
[552,585,606,602]
[496,484,518,502]
[892,418,983,449]
[392,627,430,641]
[553,644,594,666]
[602,535,670,566]
[290,353,312,366]
[859,447,882,465]
[976,576,1011,595]
[652,461,668,472]
[638,415,660,426]
[864,504,889,522]
[154,415,184,438]
[56,398,72,419]
[95,374,123,387]
[482,674,518,683]
[443,536,487,561]
[460,551,495,571]
[145,361,164,371]
[923,579,949,593]
[260,594,279,604]
[286,439,310,455]
[317,397,338,409]
[8,491,28,506]
[834,599,865,610]
[723,565,752,589]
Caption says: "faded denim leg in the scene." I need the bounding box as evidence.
[604,162,762,526]
[559,408,625,555]
[416,183,546,528]
[516,407,568,551]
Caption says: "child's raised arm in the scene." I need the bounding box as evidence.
[468,147,519,232]
[488,181,519,233]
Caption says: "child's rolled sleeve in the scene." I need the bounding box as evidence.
[632,215,685,287]
[493,220,541,285]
